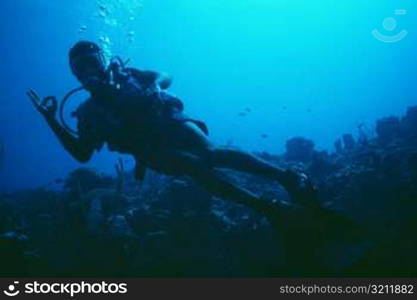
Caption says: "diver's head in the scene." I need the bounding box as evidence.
[69,41,106,90]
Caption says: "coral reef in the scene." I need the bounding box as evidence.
[1,106,417,277]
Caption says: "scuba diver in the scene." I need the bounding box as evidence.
[27,41,317,217]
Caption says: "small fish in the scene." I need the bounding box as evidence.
[282,106,287,110]
[238,112,247,117]
[245,107,252,113]
[261,134,268,139]
[307,108,312,113]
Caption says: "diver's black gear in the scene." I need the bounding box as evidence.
[108,56,129,71]
[69,41,101,60]
[106,56,130,87]
[69,41,105,71]
[69,41,106,88]
[59,56,131,136]
[61,52,203,143]
[66,48,209,160]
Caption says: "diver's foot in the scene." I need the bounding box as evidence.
[282,170,320,210]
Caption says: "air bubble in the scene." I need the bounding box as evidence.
[78,25,87,34]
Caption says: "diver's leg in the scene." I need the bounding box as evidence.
[207,148,307,194]
[207,148,318,208]
[170,122,291,183]
[195,170,276,216]
[208,148,290,182]
[171,151,279,217]
[165,121,316,207]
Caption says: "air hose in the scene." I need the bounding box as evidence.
[59,56,130,136]
[59,86,84,136]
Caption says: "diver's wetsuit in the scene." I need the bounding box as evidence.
[71,65,313,217]
[73,67,208,178]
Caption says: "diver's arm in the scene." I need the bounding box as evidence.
[26,89,94,163]
[142,70,172,90]
[43,115,94,163]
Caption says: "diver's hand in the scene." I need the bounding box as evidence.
[26,89,58,120]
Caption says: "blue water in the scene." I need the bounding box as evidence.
[1,0,416,190]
